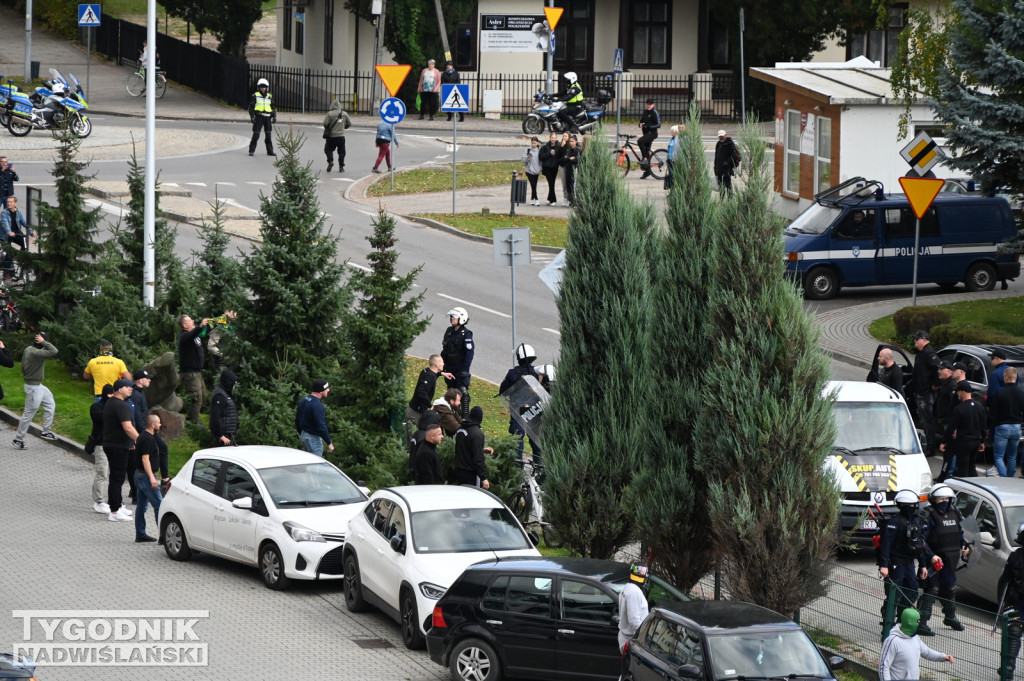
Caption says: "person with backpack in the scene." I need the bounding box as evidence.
[998,522,1024,680]
[877,489,927,623]
[714,129,740,194]
[917,484,971,635]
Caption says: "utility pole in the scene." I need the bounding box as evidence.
[431,0,450,62]
[143,0,157,307]
[24,0,33,84]
[370,0,386,110]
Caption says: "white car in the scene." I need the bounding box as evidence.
[158,446,368,590]
[343,485,541,649]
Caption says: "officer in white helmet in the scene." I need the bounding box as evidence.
[917,483,970,635]
[876,489,926,623]
[553,71,584,133]
[500,343,541,463]
[440,307,474,419]
[248,78,277,157]
[998,522,1024,679]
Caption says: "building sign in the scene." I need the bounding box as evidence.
[480,15,550,52]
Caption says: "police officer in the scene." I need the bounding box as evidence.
[877,489,926,622]
[248,78,277,157]
[440,307,474,419]
[554,72,584,133]
[998,522,1024,679]
[940,380,987,478]
[912,330,941,457]
[917,484,971,635]
[500,343,541,464]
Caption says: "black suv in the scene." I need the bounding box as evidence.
[623,601,844,681]
[426,556,688,681]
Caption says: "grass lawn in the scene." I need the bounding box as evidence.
[868,296,1024,345]
[367,161,520,197]
[411,212,568,249]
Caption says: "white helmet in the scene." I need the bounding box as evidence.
[930,484,955,502]
[447,307,469,325]
[563,72,577,82]
[51,83,66,96]
[515,343,537,365]
[257,78,269,88]
[538,363,556,382]
[894,489,919,505]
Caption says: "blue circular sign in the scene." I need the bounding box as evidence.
[379,97,406,125]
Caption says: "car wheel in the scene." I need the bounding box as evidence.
[804,266,840,300]
[343,553,368,612]
[400,588,425,650]
[450,638,502,681]
[162,515,192,561]
[259,542,290,590]
[965,261,996,292]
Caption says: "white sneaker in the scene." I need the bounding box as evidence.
[120,506,133,516]
[108,508,132,522]
[93,502,110,514]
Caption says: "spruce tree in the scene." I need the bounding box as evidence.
[627,108,720,588]
[692,127,840,614]
[543,127,654,558]
[193,191,246,316]
[19,126,103,324]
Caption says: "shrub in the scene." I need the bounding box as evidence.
[929,323,1022,347]
[892,306,952,338]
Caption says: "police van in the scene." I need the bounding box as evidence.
[825,381,931,544]
[785,177,1020,300]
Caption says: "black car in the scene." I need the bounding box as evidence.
[623,601,844,681]
[426,556,689,681]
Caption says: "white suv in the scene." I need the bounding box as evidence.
[343,485,540,649]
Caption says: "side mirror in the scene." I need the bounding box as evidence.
[527,530,540,546]
[231,497,253,510]
[676,664,701,679]
[980,531,998,548]
[829,656,845,670]
[390,533,406,554]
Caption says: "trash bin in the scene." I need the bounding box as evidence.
[30,61,39,81]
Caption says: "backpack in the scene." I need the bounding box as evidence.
[731,142,741,166]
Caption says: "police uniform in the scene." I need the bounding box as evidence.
[441,324,474,417]
[556,79,584,132]
[500,362,541,463]
[918,502,968,634]
[877,507,924,620]
[248,85,276,156]
[999,538,1024,678]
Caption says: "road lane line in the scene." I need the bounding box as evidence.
[543,327,561,336]
[437,293,511,318]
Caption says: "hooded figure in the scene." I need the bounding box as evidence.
[209,369,239,446]
[879,608,953,680]
[322,100,352,173]
[454,406,492,488]
[409,409,442,474]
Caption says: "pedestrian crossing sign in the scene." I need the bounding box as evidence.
[78,4,101,26]
[440,83,469,112]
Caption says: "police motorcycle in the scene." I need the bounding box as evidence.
[0,77,19,129]
[6,69,91,139]
[522,79,611,135]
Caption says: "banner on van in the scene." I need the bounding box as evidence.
[833,453,898,493]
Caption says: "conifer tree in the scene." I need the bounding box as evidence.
[193,191,246,316]
[692,127,840,614]
[543,127,654,558]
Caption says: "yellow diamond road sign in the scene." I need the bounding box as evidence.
[900,131,945,176]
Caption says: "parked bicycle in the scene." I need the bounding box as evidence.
[611,134,668,180]
[0,287,24,332]
[125,67,167,99]
[508,460,564,548]
[1,247,30,290]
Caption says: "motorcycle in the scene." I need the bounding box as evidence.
[522,88,612,135]
[0,78,18,129]
[6,68,91,139]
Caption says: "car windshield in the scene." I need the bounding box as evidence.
[786,204,841,235]
[410,507,532,554]
[259,462,365,506]
[833,402,922,454]
[709,629,832,680]
[1007,506,1024,545]
[606,575,690,605]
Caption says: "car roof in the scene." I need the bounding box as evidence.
[825,380,905,404]
[466,556,631,582]
[940,345,1024,364]
[655,601,799,632]
[835,191,1010,209]
[946,476,1024,506]
[188,445,331,469]
[378,485,505,511]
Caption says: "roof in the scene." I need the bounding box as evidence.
[381,484,505,511]
[750,61,925,106]
[825,380,906,404]
[189,445,329,469]
[467,556,631,582]
[947,477,1024,506]
[657,601,798,632]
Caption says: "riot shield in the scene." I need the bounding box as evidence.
[499,375,550,445]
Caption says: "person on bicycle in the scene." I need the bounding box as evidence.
[138,41,161,71]
[2,196,31,251]
[637,98,661,179]
[500,343,542,463]
[553,72,584,133]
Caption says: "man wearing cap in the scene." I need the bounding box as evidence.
[441,60,464,122]
[637,98,661,179]
[296,379,334,457]
[103,379,138,522]
[83,341,131,400]
[912,330,942,458]
[454,406,492,489]
[128,369,153,438]
[618,563,650,653]
[940,380,987,478]
[713,129,739,194]
[988,349,1009,400]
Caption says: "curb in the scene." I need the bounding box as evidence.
[824,347,873,372]
[0,405,91,463]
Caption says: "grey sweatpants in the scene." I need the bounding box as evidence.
[17,383,55,439]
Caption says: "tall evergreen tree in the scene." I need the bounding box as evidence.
[627,108,720,589]
[543,127,654,559]
[193,191,246,316]
[19,127,103,324]
[692,128,840,615]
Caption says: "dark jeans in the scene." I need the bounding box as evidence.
[104,445,130,514]
[526,173,539,200]
[324,137,346,166]
[638,132,657,161]
[249,116,274,153]
[542,167,559,204]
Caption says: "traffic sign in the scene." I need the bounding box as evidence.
[613,48,623,74]
[294,12,304,22]
[375,65,412,98]
[78,4,100,26]
[379,97,406,124]
[899,176,945,219]
[900,130,944,176]
[544,7,564,31]
[440,84,469,112]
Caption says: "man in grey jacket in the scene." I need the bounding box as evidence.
[323,100,352,173]
[879,608,953,680]
[13,332,59,449]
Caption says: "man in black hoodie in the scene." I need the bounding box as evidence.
[413,423,445,485]
[209,369,239,446]
[454,406,492,489]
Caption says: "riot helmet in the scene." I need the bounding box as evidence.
[447,306,469,325]
[257,78,270,89]
[515,343,537,366]
[563,72,577,83]
[930,484,955,503]
[538,363,556,383]
[51,83,66,96]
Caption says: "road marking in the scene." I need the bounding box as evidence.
[245,181,267,186]
[543,327,561,336]
[162,182,180,187]
[358,210,376,217]
[185,182,207,187]
[437,293,510,318]
[435,154,450,159]
[85,198,125,217]
[215,182,237,187]
[348,262,371,272]
[333,178,355,182]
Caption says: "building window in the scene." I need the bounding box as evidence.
[283,0,292,51]
[847,5,906,66]
[553,0,593,72]
[784,110,800,195]
[295,10,304,55]
[324,0,334,64]
[455,22,476,71]
[815,116,831,194]
[629,0,670,68]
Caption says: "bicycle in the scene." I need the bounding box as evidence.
[0,246,30,290]
[0,287,24,332]
[611,134,668,180]
[126,67,167,99]
[508,460,564,548]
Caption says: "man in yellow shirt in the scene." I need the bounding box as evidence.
[83,341,131,399]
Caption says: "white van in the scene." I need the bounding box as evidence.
[825,381,932,544]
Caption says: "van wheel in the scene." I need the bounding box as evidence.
[965,262,996,292]
[804,267,840,300]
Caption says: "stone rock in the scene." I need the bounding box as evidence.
[152,407,185,442]
[142,352,180,411]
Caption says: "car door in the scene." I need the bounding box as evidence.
[176,458,222,551]
[480,574,558,677]
[556,577,621,680]
[627,615,678,681]
[828,209,879,285]
[211,462,261,564]
[879,206,940,283]
[973,497,1009,603]
[352,498,394,598]
[952,490,983,597]
[376,502,409,612]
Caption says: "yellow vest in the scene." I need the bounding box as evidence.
[567,83,583,104]
[253,91,273,113]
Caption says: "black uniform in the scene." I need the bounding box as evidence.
[441,324,474,417]
[209,370,239,446]
[413,438,444,485]
[999,546,1024,679]
[876,506,924,618]
[637,106,661,165]
[500,363,541,462]
[248,88,276,156]
[877,363,904,395]
[409,367,441,415]
[944,396,986,477]
[912,344,942,454]
[918,502,968,633]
